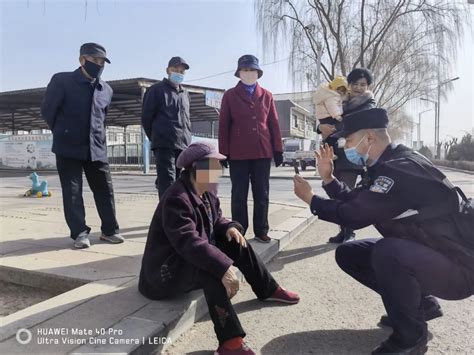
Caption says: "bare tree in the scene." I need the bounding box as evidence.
[255,0,470,114]
[387,109,414,142]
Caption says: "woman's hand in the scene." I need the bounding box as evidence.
[315,143,335,184]
[319,124,337,140]
[221,267,239,299]
[226,227,247,248]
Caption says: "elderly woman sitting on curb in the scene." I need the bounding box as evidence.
[138,141,299,355]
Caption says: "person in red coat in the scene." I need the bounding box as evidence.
[219,55,284,243]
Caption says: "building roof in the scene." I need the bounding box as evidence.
[0,77,225,131]
[274,98,314,119]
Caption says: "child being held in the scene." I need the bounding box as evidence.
[313,76,348,139]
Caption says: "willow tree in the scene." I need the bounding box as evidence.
[255,0,469,114]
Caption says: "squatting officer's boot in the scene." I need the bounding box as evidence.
[372,334,428,355]
[328,227,355,244]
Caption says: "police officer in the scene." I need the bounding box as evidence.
[141,56,192,199]
[293,108,474,354]
[41,43,123,249]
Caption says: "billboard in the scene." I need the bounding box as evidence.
[0,134,55,169]
[205,90,223,109]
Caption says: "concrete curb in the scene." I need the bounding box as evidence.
[0,266,88,294]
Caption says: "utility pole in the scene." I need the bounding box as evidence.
[436,77,459,158]
[420,98,438,154]
[417,109,433,148]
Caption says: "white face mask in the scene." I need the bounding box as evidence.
[239,71,258,85]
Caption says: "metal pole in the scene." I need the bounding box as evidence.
[417,109,432,148]
[436,85,441,158]
[140,86,150,174]
[124,125,128,165]
[417,112,421,143]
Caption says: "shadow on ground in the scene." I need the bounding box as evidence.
[260,328,390,355]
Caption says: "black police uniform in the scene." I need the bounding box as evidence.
[310,109,474,352]
[41,44,119,240]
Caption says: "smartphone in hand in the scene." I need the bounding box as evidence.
[294,163,300,175]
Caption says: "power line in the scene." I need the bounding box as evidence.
[185,57,290,83]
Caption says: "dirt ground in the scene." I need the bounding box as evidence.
[0,280,60,318]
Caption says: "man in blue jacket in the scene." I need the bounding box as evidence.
[41,43,123,249]
[141,56,192,198]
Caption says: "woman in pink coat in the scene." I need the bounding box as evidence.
[219,55,283,243]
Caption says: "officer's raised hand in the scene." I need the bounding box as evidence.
[315,143,335,184]
[293,175,314,205]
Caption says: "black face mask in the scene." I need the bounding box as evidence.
[83,60,104,79]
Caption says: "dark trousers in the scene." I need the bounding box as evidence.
[229,159,272,237]
[335,238,473,347]
[184,240,278,343]
[56,156,119,239]
[154,148,183,199]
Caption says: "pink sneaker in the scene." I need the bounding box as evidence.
[264,286,300,304]
[214,342,255,355]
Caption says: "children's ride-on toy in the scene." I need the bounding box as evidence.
[24,172,51,198]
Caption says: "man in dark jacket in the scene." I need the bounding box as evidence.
[139,141,299,355]
[141,56,192,198]
[294,108,473,354]
[41,43,123,249]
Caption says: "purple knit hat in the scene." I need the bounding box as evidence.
[176,141,226,169]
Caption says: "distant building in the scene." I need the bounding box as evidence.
[274,99,316,141]
[273,91,316,117]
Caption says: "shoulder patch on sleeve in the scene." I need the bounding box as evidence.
[369,176,395,194]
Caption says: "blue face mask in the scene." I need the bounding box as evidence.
[344,135,370,166]
[169,72,184,85]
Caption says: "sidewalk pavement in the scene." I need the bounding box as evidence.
[0,174,316,354]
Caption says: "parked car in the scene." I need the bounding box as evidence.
[282,138,315,167]
[295,140,319,170]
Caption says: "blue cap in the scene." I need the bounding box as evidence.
[334,108,389,138]
[234,55,263,78]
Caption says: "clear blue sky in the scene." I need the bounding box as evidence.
[1,0,472,146]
